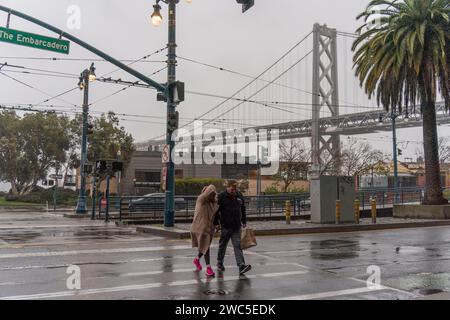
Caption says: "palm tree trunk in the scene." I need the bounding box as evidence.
[422,100,448,205]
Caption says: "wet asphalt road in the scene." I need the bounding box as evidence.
[0,211,449,300]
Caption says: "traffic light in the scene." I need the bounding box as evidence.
[236,0,255,13]
[169,81,185,103]
[168,111,179,131]
[157,81,185,103]
[112,161,123,173]
[398,148,403,156]
[95,160,107,174]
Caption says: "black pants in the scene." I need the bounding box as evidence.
[217,227,245,267]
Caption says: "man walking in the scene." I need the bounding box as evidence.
[214,180,252,275]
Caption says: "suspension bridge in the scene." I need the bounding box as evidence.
[136,23,448,167]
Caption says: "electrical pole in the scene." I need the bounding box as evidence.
[75,70,89,214]
[75,64,96,214]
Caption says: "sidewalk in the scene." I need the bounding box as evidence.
[136,217,450,239]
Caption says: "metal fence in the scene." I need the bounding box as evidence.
[96,187,449,221]
[357,187,424,210]
[107,193,311,221]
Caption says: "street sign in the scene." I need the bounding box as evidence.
[0,27,70,54]
[162,144,170,163]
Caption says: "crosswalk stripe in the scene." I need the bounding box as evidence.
[0,270,308,300]
[0,245,193,259]
[274,287,384,300]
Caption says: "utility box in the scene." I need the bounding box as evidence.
[311,176,356,224]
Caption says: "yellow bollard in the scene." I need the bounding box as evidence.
[285,200,291,224]
[371,198,377,224]
[335,200,341,224]
[354,199,360,224]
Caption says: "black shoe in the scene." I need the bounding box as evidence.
[239,264,252,275]
[217,263,225,272]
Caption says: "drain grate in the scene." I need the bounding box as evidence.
[418,288,444,296]
[204,289,228,296]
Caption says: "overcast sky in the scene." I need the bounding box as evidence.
[0,0,449,174]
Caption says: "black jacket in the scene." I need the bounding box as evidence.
[214,191,246,231]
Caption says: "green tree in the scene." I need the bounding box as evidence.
[70,111,135,174]
[352,0,449,204]
[0,111,71,195]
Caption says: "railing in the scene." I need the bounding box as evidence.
[357,187,425,210]
[97,187,449,221]
[114,193,311,221]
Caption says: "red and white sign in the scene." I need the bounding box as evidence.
[162,144,170,164]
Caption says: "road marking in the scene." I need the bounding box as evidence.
[121,262,295,277]
[274,287,384,300]
[0,245,193,259]
[0,270,308,300]
[0,237,162,249]
[0,224,111,230]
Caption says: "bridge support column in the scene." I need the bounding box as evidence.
[311,23,340,174]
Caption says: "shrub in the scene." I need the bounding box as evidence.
[5,186,78,205]
[263,186,280,195]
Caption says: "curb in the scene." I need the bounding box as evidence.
[136,220,450,239]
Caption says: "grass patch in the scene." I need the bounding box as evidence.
[0,197,43,207]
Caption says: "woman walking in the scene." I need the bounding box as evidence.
[190,185,219,277]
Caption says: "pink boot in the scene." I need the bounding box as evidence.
[205,266,215,277]
[193,257,202,271]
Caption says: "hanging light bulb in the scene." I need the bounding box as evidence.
[151,4,163,26]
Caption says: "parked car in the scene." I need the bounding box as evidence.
[299,197,311,210]
[129,193,186,212]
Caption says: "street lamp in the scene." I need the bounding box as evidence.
[151,3,163,26]
[75,63,96,214]
[151,0,255,227]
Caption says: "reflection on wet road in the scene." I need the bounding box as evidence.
[0,211,450,299]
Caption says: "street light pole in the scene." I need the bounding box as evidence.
[75,64,96,214]
[151,0,255,227]
[162,0,178,227]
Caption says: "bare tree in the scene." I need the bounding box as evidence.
[415,137,450,163]
[340,138,386,177]
[276,140,310,192]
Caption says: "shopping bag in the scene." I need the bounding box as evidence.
[241,227,257,250]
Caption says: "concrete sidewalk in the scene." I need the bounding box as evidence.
[136,217,450,239]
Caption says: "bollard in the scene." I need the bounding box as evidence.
[371,198,377,224]
[335,200,341,225]
[354,199,360,224]
[285,200,291,224]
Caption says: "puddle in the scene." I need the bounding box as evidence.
[309,239,361,260]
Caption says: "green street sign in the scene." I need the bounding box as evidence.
[0,27,70,55]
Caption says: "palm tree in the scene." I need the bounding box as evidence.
[352,0,449,205]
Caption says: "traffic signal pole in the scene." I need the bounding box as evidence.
[75,70,89,214]
[164,0,178,227]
